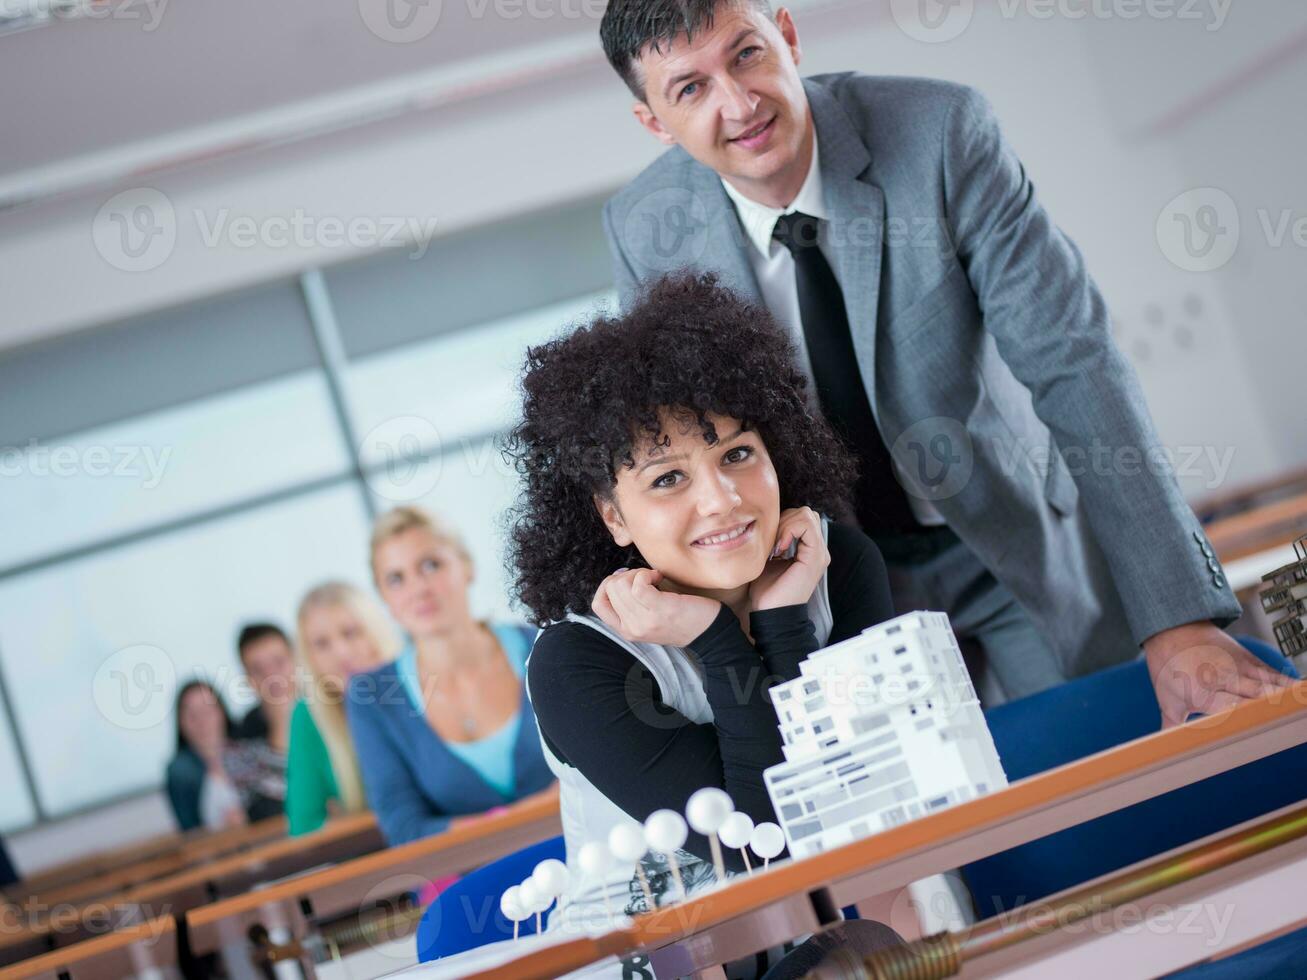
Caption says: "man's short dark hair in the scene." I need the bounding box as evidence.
[600,0,774,102]
[236,623,289,661]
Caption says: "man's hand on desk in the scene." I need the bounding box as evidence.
[1144,621,1294,728]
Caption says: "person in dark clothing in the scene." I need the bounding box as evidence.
[165,679,238,831]
[166,678,286,829]
[0,834,19,890]
[233,623,295,744]
[505,271,903,978]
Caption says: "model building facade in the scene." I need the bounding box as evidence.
[763,611,1008,859]
[1260,536,1307,671]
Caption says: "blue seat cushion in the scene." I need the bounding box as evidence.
[415,835,566,962]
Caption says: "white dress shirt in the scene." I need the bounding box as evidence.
[719,134,945,527]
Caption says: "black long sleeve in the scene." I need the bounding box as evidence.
[527,522,894,871]
[825,521,896,644]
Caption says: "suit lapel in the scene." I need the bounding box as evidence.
[805,77,886,407]
[688,161,764,307]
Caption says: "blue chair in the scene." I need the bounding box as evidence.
[962,637,1307,977]
[415,835,566,963]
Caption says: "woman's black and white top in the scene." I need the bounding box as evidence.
[526,519,894,932]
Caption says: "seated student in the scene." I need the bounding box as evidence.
[286,581,400,836]
[165,679,238,830]
[170,678,287,829]
[508,271,902,969]
[200,622,294,826]
[233,623,296,745]
[346,507,558,846]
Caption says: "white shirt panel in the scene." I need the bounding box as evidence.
[719,135,946,527]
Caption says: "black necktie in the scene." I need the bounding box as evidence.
[771,211,921,536]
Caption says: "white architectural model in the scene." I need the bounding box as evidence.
[763,611,1008,859]
[1260,536,1307,672]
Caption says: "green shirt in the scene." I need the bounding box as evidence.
[286,699,339,836]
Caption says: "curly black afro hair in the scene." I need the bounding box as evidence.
[502,270,858,626]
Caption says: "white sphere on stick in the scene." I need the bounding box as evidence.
[518,877,545,913]
[750,822,786,860]
[532,858,569,898]
[577,841,613,876]
[718,811,755,850]
[608,822,647,863]
[643,809,689,853]
[500,885,527,921]
[686,788,734,834]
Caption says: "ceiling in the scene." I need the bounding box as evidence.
[0,0,611,202]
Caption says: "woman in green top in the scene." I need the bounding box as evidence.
[287,581,401,836]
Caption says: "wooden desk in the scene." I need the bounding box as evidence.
[0,918,176,980]
[171,814,288,863]
[1194,465,1307,524]
[14,817,288,907]
[435,684,1307,979]
[24,853,195,912]
[1207,491,1307,570]
[121,811,381,912]
[184,794,562,974]
[12,833,185,899]
[0,814,377,967]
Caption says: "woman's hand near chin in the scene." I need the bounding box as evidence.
[591,568,721,647]
[748,507,830,613]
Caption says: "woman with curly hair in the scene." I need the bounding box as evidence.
[506,271,899,962]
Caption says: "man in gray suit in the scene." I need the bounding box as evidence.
[597,0,1289,720]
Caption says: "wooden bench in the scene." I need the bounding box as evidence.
[1194,465,1307,525]
[1207,491,1307,568]
[12,816,288,908]
[184,794,562,976]
[0,918,176,980]
[0,813,378,967]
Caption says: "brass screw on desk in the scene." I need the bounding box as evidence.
[806,802,1307,980]
[805,932,962,980]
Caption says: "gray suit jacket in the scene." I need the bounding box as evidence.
[601,72,1240,676]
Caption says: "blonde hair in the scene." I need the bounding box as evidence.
[369,506,474,579]
[295,581,401,814]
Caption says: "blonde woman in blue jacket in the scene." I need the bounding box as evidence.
[346,507,558,846]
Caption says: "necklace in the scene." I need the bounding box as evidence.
[420,626,500,739]
[423,679,481,738]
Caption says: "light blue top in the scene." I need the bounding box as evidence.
[346,623,551,846]
[395,624,529,799]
